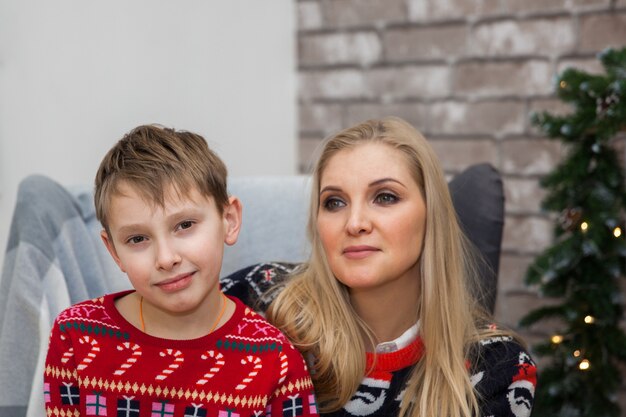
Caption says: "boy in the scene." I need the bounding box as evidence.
[43,125,318,417]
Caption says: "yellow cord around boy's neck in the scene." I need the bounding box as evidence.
[139,292,227,335]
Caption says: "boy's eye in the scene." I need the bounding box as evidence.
[375,192,399,204]
[178,220,194,230]
[127,236,145,245]
[323,197,346,211]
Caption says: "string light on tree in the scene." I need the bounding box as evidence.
[580,221,589,232]
[584,316,595,324]
[579,359,590,371]
[551,335,564,344]
[613,227,621,238]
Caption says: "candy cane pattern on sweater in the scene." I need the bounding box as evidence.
[235,355,262,390]
[113,342,142,376]
[156,349,184,381]
[61,348,74,364]
[278,351,288,385]
[59,335,74,364]
[196,350,226,385]
[77,336,100,371]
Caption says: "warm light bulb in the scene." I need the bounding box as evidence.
[614,227,622,238]
[579,359,590,370]
[560,80,567,88]
[573,350,581,357]
[580,222,589,231]
[551,335,563,344]
[584,315,595,324]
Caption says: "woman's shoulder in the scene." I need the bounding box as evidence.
[473,334,534,369]
[221,262,301,311]
[470,333,537,417]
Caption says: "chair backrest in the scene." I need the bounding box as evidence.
[449,163,504,314]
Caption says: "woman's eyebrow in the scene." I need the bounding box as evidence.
[319,185,342,194]
[320,178,406,194]
[369,177,405,188]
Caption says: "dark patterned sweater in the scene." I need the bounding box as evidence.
[221,263,537,417]
[44,291,318,417]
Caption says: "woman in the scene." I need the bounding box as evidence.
[229,117,536,417]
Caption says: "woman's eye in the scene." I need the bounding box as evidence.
[323,198,346,211]
[375,193,399,204]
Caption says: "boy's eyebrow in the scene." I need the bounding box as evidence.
[115,207,207,234]
[165,205,206,219]
[115,223,145,236]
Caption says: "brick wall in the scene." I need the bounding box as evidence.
[296,0,626,409]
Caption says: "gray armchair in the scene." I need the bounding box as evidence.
[0,163,503,417]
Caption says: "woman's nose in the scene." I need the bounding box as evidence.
[346,204,372,236]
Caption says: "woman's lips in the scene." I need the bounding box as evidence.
[343,245,380,259]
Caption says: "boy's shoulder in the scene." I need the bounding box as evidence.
[53,291,128,330]
[227,295,289,344]
[224,295,309,364]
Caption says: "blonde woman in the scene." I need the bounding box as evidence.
[225,117,536,417]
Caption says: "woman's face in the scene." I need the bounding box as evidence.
[317,142,427,294]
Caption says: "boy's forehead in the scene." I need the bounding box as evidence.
[111,180,214,211]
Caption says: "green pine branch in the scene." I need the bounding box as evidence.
[520,46,626,417]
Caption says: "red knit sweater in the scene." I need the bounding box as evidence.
[44,291,318,417]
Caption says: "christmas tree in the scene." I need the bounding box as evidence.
[520,47,626,417]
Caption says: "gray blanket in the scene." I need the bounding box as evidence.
[0,175,127,417]
[0,174,312,417]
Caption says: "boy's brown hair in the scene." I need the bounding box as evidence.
[94,124,228,231]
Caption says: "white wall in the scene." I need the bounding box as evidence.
[0,0,297,266]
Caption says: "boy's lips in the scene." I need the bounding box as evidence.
[342,245,380,259]
[156,272,195,292]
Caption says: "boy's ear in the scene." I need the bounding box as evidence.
[101,230,126,272]
[223,196,242,246]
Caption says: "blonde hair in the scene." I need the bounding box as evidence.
[267,117,501,417]
[94,124,228,231]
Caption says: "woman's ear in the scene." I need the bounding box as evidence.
[100,229,126,272]
[222,196,243,246]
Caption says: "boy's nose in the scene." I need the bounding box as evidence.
[155,240,182,270]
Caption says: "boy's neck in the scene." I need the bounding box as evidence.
[115,291,235,340]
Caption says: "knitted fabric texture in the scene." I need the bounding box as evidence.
[321,336,536,417]
[223,263,537,417]
[44,291,318,417]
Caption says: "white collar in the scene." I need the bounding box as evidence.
[375,322,419,353]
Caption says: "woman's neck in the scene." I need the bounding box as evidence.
[349,278,420,350]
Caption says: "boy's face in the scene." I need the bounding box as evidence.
[101,181,241,317]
